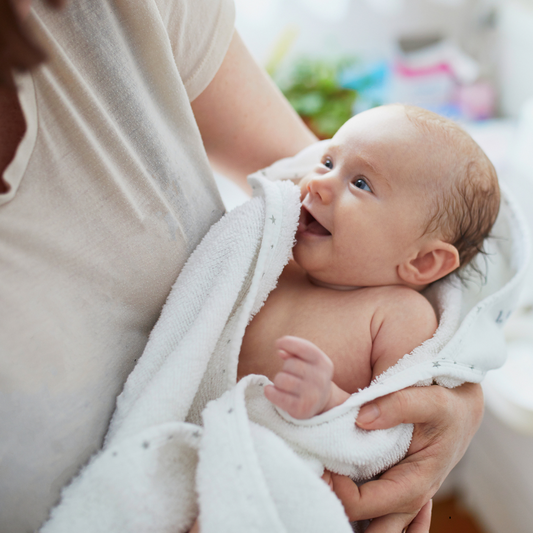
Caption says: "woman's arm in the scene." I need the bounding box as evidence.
[191,31,318,192]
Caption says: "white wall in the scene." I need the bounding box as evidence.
[498,0,533,117]
[236,0,494,70]
[461,409,533,533]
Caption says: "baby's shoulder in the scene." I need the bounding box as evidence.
[357,284,432,307]
[365,285,437,328]
[374,284,434,307]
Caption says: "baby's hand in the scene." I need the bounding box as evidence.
[264,336,348,419]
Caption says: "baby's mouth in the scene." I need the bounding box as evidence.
[297,206,331,236]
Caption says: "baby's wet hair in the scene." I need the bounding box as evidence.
[401,105,500,277]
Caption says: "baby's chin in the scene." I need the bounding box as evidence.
[292,252,362,291]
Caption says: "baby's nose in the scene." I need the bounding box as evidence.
[307,176,334,203]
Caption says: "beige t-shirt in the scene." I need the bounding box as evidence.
[0,0,235,530]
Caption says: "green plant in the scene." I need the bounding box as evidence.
[277,58,357,139]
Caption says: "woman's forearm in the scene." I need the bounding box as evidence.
[191,31,317,192]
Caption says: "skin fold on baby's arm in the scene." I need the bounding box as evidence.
[264,287,439,419]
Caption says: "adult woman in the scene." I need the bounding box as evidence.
[0,1,483,531]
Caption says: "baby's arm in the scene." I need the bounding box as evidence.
[264,336,350,419]
[264,290,438,419]
[370,288,438,380]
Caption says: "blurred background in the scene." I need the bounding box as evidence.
[214,1,533,531]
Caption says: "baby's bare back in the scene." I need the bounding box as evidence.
[238,260,438,393]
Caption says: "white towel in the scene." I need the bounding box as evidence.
[42,143,530,533]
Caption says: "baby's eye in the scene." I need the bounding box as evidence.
[322,157,333,170]
[353,177,371,192]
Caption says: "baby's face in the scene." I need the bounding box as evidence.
[294,105,436,289]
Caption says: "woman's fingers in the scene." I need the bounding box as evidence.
[356,384,483,459]
[337,384,483,521]
[275,378,481,523]
[332,466,429,521]
[406,500,433,533]
[364,500,432,533]
[357,383,483,432]
[357,384,448,429]
[365,512,418,533]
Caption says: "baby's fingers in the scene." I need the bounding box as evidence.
[275,336,333,367]
[272,370,303,394]
[278,354,312,380]
[264,384,309,419]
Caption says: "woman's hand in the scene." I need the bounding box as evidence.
[329,383,483,531]
[0,0,66,87]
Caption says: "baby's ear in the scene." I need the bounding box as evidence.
[398,240,460,287]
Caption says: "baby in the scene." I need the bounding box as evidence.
[237,103,500,420]
[190,104,499,533]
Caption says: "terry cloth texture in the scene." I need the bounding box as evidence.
[42,143,530,533]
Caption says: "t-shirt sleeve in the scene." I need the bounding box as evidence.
[154,0,235,102]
